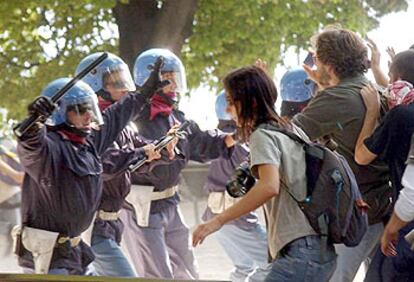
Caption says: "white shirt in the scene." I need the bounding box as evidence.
[395,163,414,222]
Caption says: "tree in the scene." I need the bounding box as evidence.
[0,0,117,118]
[0,0,408,119]
[114,0,199,69]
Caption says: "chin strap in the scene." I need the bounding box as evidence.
[53,123,89,144]
[96,89,116,104]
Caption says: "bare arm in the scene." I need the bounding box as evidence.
[367,37,389,87]
[192,163,279,246]
[354,84,380,165]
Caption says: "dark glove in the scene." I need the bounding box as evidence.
[28,96,56,121]
[139,56,171,99]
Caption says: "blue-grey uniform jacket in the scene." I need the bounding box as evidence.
[17,93,147,274]
[93,123,171,243]
[126,107,233,214]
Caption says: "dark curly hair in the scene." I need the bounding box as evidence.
[313,27,369,79]
[223,66,281,141]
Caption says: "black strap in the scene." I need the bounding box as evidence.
[260,123,330,261]
[259,123,325,158]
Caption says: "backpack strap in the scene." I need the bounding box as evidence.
[258,123,307,145]
[259,123,330,262]
[258,123,311,204]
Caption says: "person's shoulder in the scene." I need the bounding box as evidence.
[252,125,289,143]
[310,87,348,106]
[251,126,275,142]
[385,104,414,122]
[323,75,367,95]
[46,130,61,141]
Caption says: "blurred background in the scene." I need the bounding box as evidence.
[0,0,413,124]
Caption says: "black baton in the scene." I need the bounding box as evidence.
[14,52,109,137]
[128,121,191,172]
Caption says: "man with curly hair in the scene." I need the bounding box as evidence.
[293,27,392,282]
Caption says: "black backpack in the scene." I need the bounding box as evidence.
[261,124,368,247]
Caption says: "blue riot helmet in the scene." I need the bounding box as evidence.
[280,67,316,118]
[133,48,187,94]
[75,52,136,101]
[215,91,232,120]
[41,78,104,133]
[280,67,315,102]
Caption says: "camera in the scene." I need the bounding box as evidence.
[226,161,256,198]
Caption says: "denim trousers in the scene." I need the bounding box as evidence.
[265,235,337,282]
[214,223,271,282]
[91,235,136,277]
[329,222,383,282]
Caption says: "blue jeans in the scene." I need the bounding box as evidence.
[91,235,136,277]
[215,223,271,282]
[329,222,383,282]
[265,235,337,282]
[365,221,414,282]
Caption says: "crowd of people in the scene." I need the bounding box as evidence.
[1,25,414,282]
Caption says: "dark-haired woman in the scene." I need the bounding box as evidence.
[192,65,337,281]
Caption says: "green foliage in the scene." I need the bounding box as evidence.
[0,0,408,119]
[0,0,117,119]
[183,0,407,89]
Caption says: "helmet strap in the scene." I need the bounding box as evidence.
[218,119,237,132]
[61,123,91,138]
[96,89,116,103]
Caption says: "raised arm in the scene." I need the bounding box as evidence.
[186,121,235,163]
[366,37,389,88]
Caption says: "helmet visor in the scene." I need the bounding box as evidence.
[161,70,187,94]
[102,64,136,92]
[64,94,103,129]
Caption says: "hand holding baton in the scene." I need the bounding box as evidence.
[128,121,191,172]
[14,53,109,138]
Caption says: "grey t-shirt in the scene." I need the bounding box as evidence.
[249,125,316,259]
[293,75,391,224]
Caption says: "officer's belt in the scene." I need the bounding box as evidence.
[207,191,239,214]
[151,185,179,201]
[97,210,121,221]
[56,235,81,248]
[127,185,179,227]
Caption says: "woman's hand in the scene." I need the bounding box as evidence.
[192,216,224,247]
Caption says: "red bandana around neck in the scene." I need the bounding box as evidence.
[98,99,113,112]
[386,80,414,110]
[58,129,87,145]
[150,92,176,120]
